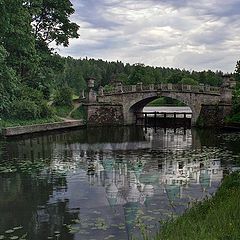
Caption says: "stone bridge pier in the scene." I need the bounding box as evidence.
[84,76,236,127]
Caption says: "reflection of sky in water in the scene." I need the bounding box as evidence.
[0,127,239,240]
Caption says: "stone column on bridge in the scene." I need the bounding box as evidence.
[116,82,123,93]
[197,75,236,127]
[220,75,236,104]
[136,82,143,91]
[87,77,97,103]
[98,86,104,96]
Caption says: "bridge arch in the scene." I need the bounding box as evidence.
[122,91,219,126]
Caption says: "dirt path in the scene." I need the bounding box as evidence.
[59,102,82,122]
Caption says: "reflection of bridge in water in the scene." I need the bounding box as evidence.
[1,127,226,239]
[5,127,197,161]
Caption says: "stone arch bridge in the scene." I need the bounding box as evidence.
[84,78,235,127]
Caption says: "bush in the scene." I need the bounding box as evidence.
[54,105,73,118]
[8,85,54,120]
[11,99,40,120]
[71,105,87,120]
[39,102,54,118]
[54,86,73,106]
[180,77,198,85]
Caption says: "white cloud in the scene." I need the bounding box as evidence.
[57,0,240,72]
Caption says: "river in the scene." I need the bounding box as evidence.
[0,125,240,240]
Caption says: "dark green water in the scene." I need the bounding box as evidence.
[0,126,240,240]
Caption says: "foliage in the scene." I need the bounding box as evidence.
[225,88,240,123]
[103,84,114,93]
[0,0,79,122]
[70,105,87,120]
[0,45,20,117]
[56,57,224,97]
[53,86,73,106]
[54,105,73,118]
[0,117,60,130]
[11,99,40,120]
[9,86,54,120]
[180,77,198,85]
[29,0,79,47]
[155,172,240,240]
[234,60,240,84]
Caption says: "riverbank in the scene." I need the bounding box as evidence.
[155,171,240,240]
[1,119,85,137]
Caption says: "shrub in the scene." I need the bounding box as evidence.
[11,99,40,120]
[54,86,73,106]
[39,102,54,118]
[8,85,54,120]
[180,77,198,85]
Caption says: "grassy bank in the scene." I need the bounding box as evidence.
[0,117,61,129]
[155,171,240,240]
[225,112,240,124]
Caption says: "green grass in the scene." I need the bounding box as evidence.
[72,94,80,100]
[54,105,73,118]
[225,112,240,124]
[155,172,240,240]
[70,105,87,120]
[0,117,61,130]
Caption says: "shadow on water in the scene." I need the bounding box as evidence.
[0,126,240,240]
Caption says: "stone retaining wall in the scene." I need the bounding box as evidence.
[84,103,124,126]
[197,104,232,127]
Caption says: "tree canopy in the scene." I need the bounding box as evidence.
[0,0,79,120]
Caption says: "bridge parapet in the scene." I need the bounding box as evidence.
[102,83,220,96]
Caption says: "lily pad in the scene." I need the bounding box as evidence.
[10,237,19,240]
[13,226,23,231]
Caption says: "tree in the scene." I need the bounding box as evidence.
[235,60,240,85]
[1,0,39,80]
[180,77,198,85]
[0,0,79,120]
[28,0,79,47]
[0,45,19,117]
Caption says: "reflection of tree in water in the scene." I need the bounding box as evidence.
[0,171,78,240]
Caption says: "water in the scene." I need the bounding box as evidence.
[143,106,192,118]
[143,106,192,113]
[0,126,240,240]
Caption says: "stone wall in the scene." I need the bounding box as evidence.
[197,104,232,127]
[84,103,124,126]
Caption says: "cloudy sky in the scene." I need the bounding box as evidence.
[58,0,240,73]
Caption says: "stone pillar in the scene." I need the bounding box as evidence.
[186,85,191,91]
[116,82,123,93]
[204,85,210,92]
[199,84,204,92]
[87,77,97,103]
[136,82,143,91]
[149,84,154,91]
[220,75,235,105]
[132,85,136,92]
[167,83,172,90]
[98,86,104,96]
